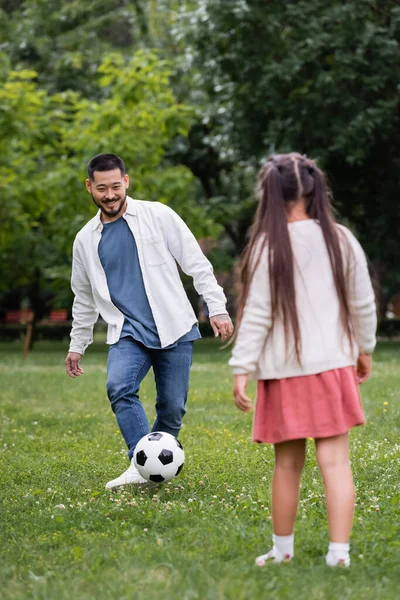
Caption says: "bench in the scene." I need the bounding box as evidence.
[5,310,34,324]
[1,309,71,355]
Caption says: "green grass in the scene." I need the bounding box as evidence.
[0,339,399,600]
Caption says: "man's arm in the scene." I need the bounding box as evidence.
[66,241,99,376]
[161,205,233,339]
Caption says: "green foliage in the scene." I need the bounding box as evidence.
[1,0,400,305]
[0,339,399,598]
[66,51,194,204]
[0,50,204,310]
[181,1,400,161]
[0,68,74,304]
[175,0,400,293]
[0,0,149,96]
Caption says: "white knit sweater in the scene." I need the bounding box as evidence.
[229,220,377,380]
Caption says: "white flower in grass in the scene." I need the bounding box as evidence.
[54,504,66,510]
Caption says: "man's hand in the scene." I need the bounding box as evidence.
[65,352,84,378]
[233,374,252,412]
[356,353,372,384]
[210,314,234,342]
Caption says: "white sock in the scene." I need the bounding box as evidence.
[255,533,294,566]
[326,542,350,567]
[273,533,294,559]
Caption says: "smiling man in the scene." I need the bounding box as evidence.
[65,153,233,489]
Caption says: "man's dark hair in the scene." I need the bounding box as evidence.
[87,154,126,180]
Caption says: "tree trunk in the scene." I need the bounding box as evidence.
[25,267,44,353]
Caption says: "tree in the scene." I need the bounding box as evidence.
[0,65,74,320]
[0,0,149,96]
[0,50,214,325]
[173,0,400,303]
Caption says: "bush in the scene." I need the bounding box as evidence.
[377,318,400,337]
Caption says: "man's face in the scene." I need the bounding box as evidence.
[86,169,129,222]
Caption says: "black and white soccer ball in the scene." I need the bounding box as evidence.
[133,431,185,483]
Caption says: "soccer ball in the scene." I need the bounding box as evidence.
[133,431,185,483]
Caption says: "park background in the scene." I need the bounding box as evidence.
[0,1,399,599]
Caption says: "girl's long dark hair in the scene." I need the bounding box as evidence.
[236,153,353,363]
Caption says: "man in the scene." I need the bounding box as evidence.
[65,154,233,489]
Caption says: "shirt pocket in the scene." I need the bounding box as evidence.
[142,236,168,266]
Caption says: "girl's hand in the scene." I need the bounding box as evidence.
[233,374,252,412]
[356,353,372,384]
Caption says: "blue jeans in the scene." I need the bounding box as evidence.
[106,337,193,460]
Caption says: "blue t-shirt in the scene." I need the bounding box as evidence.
[98,216,200,349]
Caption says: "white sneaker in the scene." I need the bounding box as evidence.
[105,461,147,490]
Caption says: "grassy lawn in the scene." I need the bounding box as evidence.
[0,339,399,599]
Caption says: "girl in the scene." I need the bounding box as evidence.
[229,153,377,567]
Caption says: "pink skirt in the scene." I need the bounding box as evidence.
[253,366,364,444]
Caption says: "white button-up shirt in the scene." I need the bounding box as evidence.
[69,197,228,354]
